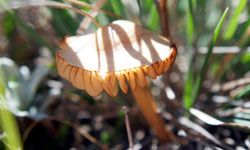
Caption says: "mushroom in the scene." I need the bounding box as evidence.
[56,20,177,143]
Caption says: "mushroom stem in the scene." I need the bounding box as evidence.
[131,84,175,143]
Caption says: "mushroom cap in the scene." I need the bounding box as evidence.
[56,20,177,97]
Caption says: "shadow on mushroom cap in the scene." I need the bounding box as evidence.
[56,20,177,96]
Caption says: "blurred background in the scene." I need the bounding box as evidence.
[0,0,249,149]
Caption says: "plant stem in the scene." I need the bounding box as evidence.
[122,106,134,150]
[191,7,229,105]
[131,84,175,143]
[76,0,106,34]
[0,0,101,28]
[0,86,23,150]
[155,0,170,38]
[66,0,119,18]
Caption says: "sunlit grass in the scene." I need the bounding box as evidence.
[0,80,22,150]
[184,7,229,109]
[223,0,248,41]
[0,0,249,148]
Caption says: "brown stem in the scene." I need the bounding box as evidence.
[155,0,170,38]
[122,106,134,149]
[76,0,107,34]
[65,0,120,18]
[131,84,175,143]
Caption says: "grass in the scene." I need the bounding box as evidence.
[183,0,195,109]
[223,0,248,41]
[0,0,249,149]
[183,7,229,109]
[0,77,22,150]
[186,0,195,45]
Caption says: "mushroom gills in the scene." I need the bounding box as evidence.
[103,73,118,97]
[155,61,164,75]
[116,71,128,93]
[143,66,157,79]
[90,71,103,95]
[135,68,146,88]
[74,69,86,90]
[84,70,101,96]
[125,70,136,90]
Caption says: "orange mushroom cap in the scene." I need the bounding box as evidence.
[56,20,177,97]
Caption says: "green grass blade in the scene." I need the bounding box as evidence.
[51,9,79,36]
[191,0,197,10]
[0,78,22,150]
[189,7,229,109]
[0,2,23,148]
[235,85,250,100]
[109,0,123,16]
[186,0,195,45]
[137,0,159,31]
[211,8,229,43]
[223,0,247,40]
[183,0,195,109]
[147,4,159,31]
[183,66,194,109]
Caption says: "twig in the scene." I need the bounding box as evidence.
[65,0,92,8]
[178,117,223,147]
[65,0,120,18]
[23,121,39,142]
[211,77,250,92]
[75,125,104,148]
[53,118,105,149]
[22,118,105,149]
[190,108,250,131]
[122,106,134,150]
[76,0,106,34]
[0,0,101,28]
[222,77,250,91]
[178,46,250,54]
[155,0,170,38]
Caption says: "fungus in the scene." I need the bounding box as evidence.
[56,20,177,143]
